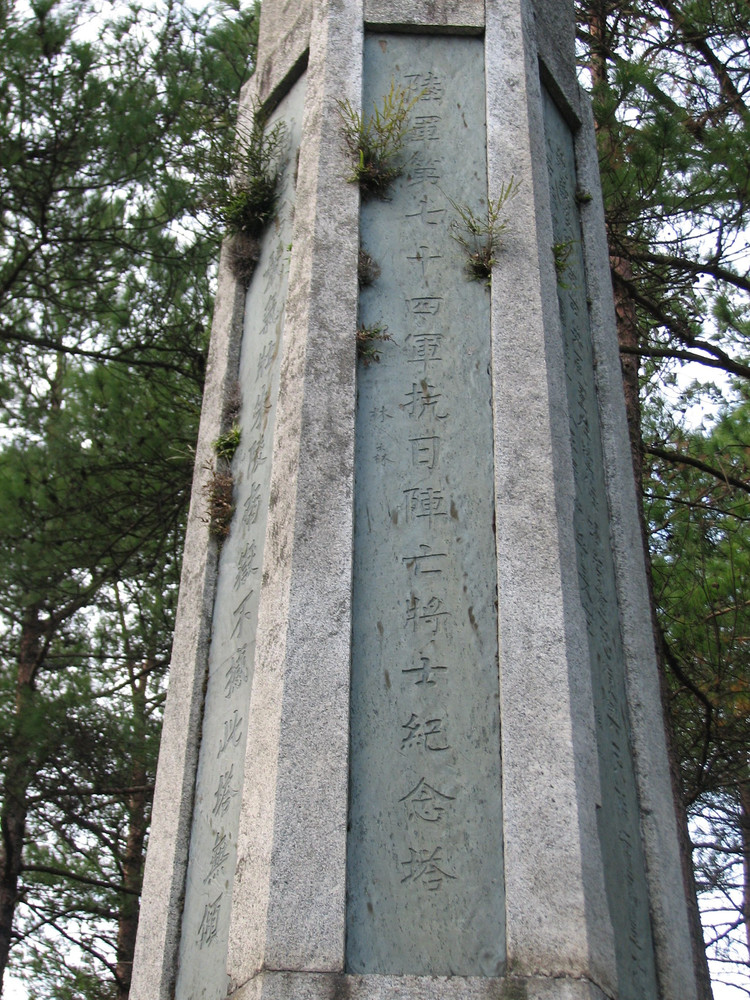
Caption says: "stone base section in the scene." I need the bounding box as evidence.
[231,972,612,1000]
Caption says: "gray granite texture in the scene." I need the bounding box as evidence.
[174,76,307,1000]
[225,0,362,987]
[230,971,612,1000]
[131,0,708,997]
[347,32,503,977]
[543,84,657,1000]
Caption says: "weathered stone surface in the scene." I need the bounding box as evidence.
[254,0,312,104]
[129,174,248,1000]
[347,32,503,977]
[364,0,484,32]
[173,76,307,1000]
[231,971,612,1000]
[484,3,617,987]
[543,85,658,1000]
[132,2,707,998]
[225,0,362,988]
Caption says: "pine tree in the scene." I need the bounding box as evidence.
[0,0,258,994]
[576,0,750,989]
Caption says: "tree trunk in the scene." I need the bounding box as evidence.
[582,7,713,996]
[740,780,750,960]
[0,605,45,993]
[115,664,151,1000]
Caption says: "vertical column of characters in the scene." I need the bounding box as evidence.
[349,34,503,977]
[174,76,306,1000]
[395,69,458,898]
[542,86,658,997]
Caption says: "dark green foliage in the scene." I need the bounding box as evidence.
[0,0,259,995]
[338,82,419,198]
[577,0,750,989]
[356,323,392,365]
[208,111,287,237]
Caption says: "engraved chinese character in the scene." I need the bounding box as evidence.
[402,652,448,685]
[402,544,446,575]
[403,486,447,526]
[250,389,271,432]
[198,893,223,947]
[248,436,267,474]
[407,157,442,187]
[218,709,243,756]
[405,195,446,226]
[412,115,441,141]
[262,290,280,326]
[230,591,254,640]
[405,71,445,102]
[410,435,440,470]
[224,645,248,697]
[369,405,392,424]
[408,296,442,316]
[400,777,455,821]
[204,831,230,883]
[407,244,442,277]
[243,482,262,528]
[374,442,393,466]
[401,712,450,751]
[406,331,443,370]
[262,239,285,280]
[400,847,456,890]
[213,764,238,817]
[406,594,450,634]
[234,540,258,590]
[256,341,276,380]
[402,382,447,420]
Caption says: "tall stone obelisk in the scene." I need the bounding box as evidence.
[131,2,710,998]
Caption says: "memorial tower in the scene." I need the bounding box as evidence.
[131,2,709,998]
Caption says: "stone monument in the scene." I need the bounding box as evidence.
[131,1,709,998]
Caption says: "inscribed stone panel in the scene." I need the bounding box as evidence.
[174,75,306,1000]
[347,33,504,978]
[542,85,658,1000]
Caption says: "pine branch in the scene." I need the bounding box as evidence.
[628,248,750,296]
[621,343,750,381]
[647,445,750,495]
[22,863,139,896]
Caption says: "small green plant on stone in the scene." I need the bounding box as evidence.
[356,322,392,365]
[213,423,241,463]
[552,239,576,287]
[203,465,235,541]
[449,177,519,284]
[209,107,287,283]
[358,246,381,287]
[337,82,420,198]
[222,112,286,235]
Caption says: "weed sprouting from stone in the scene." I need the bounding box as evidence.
[203,465,234,540]
[213,424,241,463]
[207,105,287,284]
[358,247,381,287]
[449,178,519,284]
[356,322,392,365]
[337,82,420,198]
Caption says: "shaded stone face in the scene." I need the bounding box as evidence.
[131,5,705,999]
[542,88,658,1000]
[173,75,307,1000]
[347,32,504,977]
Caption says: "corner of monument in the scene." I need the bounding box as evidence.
[131,2,711,999]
